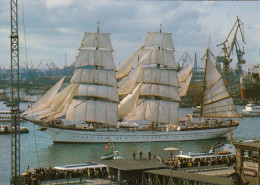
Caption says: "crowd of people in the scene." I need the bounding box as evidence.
[131,150,236,169]
[20,166,108,184]
[163,155,236,169]
[19,151,236,184]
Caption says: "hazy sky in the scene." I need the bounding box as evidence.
[1,0,260,70]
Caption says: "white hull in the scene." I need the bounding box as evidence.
[47,126,237,143]
[242,103,260,117]
[242,111,260,117]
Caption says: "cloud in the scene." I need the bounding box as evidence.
[0,0,260,69]
[43,0,73,9]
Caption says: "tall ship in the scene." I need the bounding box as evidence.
[22,27,239,143]
[240,64,260,100]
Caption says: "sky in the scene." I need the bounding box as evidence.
[1,0,260,71]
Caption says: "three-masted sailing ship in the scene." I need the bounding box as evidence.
[23,27,239,143]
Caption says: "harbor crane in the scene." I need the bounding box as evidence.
[177,52,193,69]
[216,16,246,88]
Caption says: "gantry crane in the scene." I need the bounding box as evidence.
[216,16,246,88]
[177,52,193,69]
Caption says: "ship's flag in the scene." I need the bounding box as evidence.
[193,96,197,107]
[104,144,109,150]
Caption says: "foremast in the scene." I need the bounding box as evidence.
[65,24,119,126]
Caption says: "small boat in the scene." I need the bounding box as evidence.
[38,127,47,131]
[100,151,121,160]
[192,106,200,113]
[0,125,29,134]
[241,103,260,117]
[100,140,122,160]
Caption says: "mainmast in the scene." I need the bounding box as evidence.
[123,26,180,126]
[199,48,209,120]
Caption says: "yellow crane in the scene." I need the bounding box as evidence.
[216,16,246,89]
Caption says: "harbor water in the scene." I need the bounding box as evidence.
[0,102,259,184]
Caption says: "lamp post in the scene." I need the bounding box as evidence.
[163,147,179,184]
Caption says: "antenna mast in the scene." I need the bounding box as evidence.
[10,0,21,184]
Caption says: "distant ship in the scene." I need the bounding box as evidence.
[23,26,239,143]
[240,64,260,100]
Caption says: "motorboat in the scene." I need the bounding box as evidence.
[242,103,260,117]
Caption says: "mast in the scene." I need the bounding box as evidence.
[199,48,240,118]
[199,48,209,120]
[123,26,180,126]
[65,24,119,125]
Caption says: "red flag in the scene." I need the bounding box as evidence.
[193,96,197,107]
[104,144,108,149]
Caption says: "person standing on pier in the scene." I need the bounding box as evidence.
[148,151,151,160]
[133,151,136,159]
[140,151,142,159]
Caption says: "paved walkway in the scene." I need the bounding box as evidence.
[195,168,235,176]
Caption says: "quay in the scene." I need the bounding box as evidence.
[21,140,260,185]
[22,159,234,185]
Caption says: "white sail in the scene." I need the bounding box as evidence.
[66,99,117,125]
[144,32,175,50]
[140,49,177,69]
[70,69,117,87]
[22,76,65,116]
[118,62,143,96]
[44,83,79,121]
[201,51,240,118]
[123,30,180,125]
[116,46,143,79]
[64,31,119,125]
[203,79,230,105]
[178,61,195,82]
[137,68,179,87]
[178,61,195,97]
[203,97,240,117]
[36,84,78,120]
[179,73,192,97]
[35,84,74,119]
[139,84,180,102]
[74,49,115,69]
[125,99,179,125]
[205,56,222,89]
[118,83,142,118]
[76,84,119,102]
[81,32,113,51]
